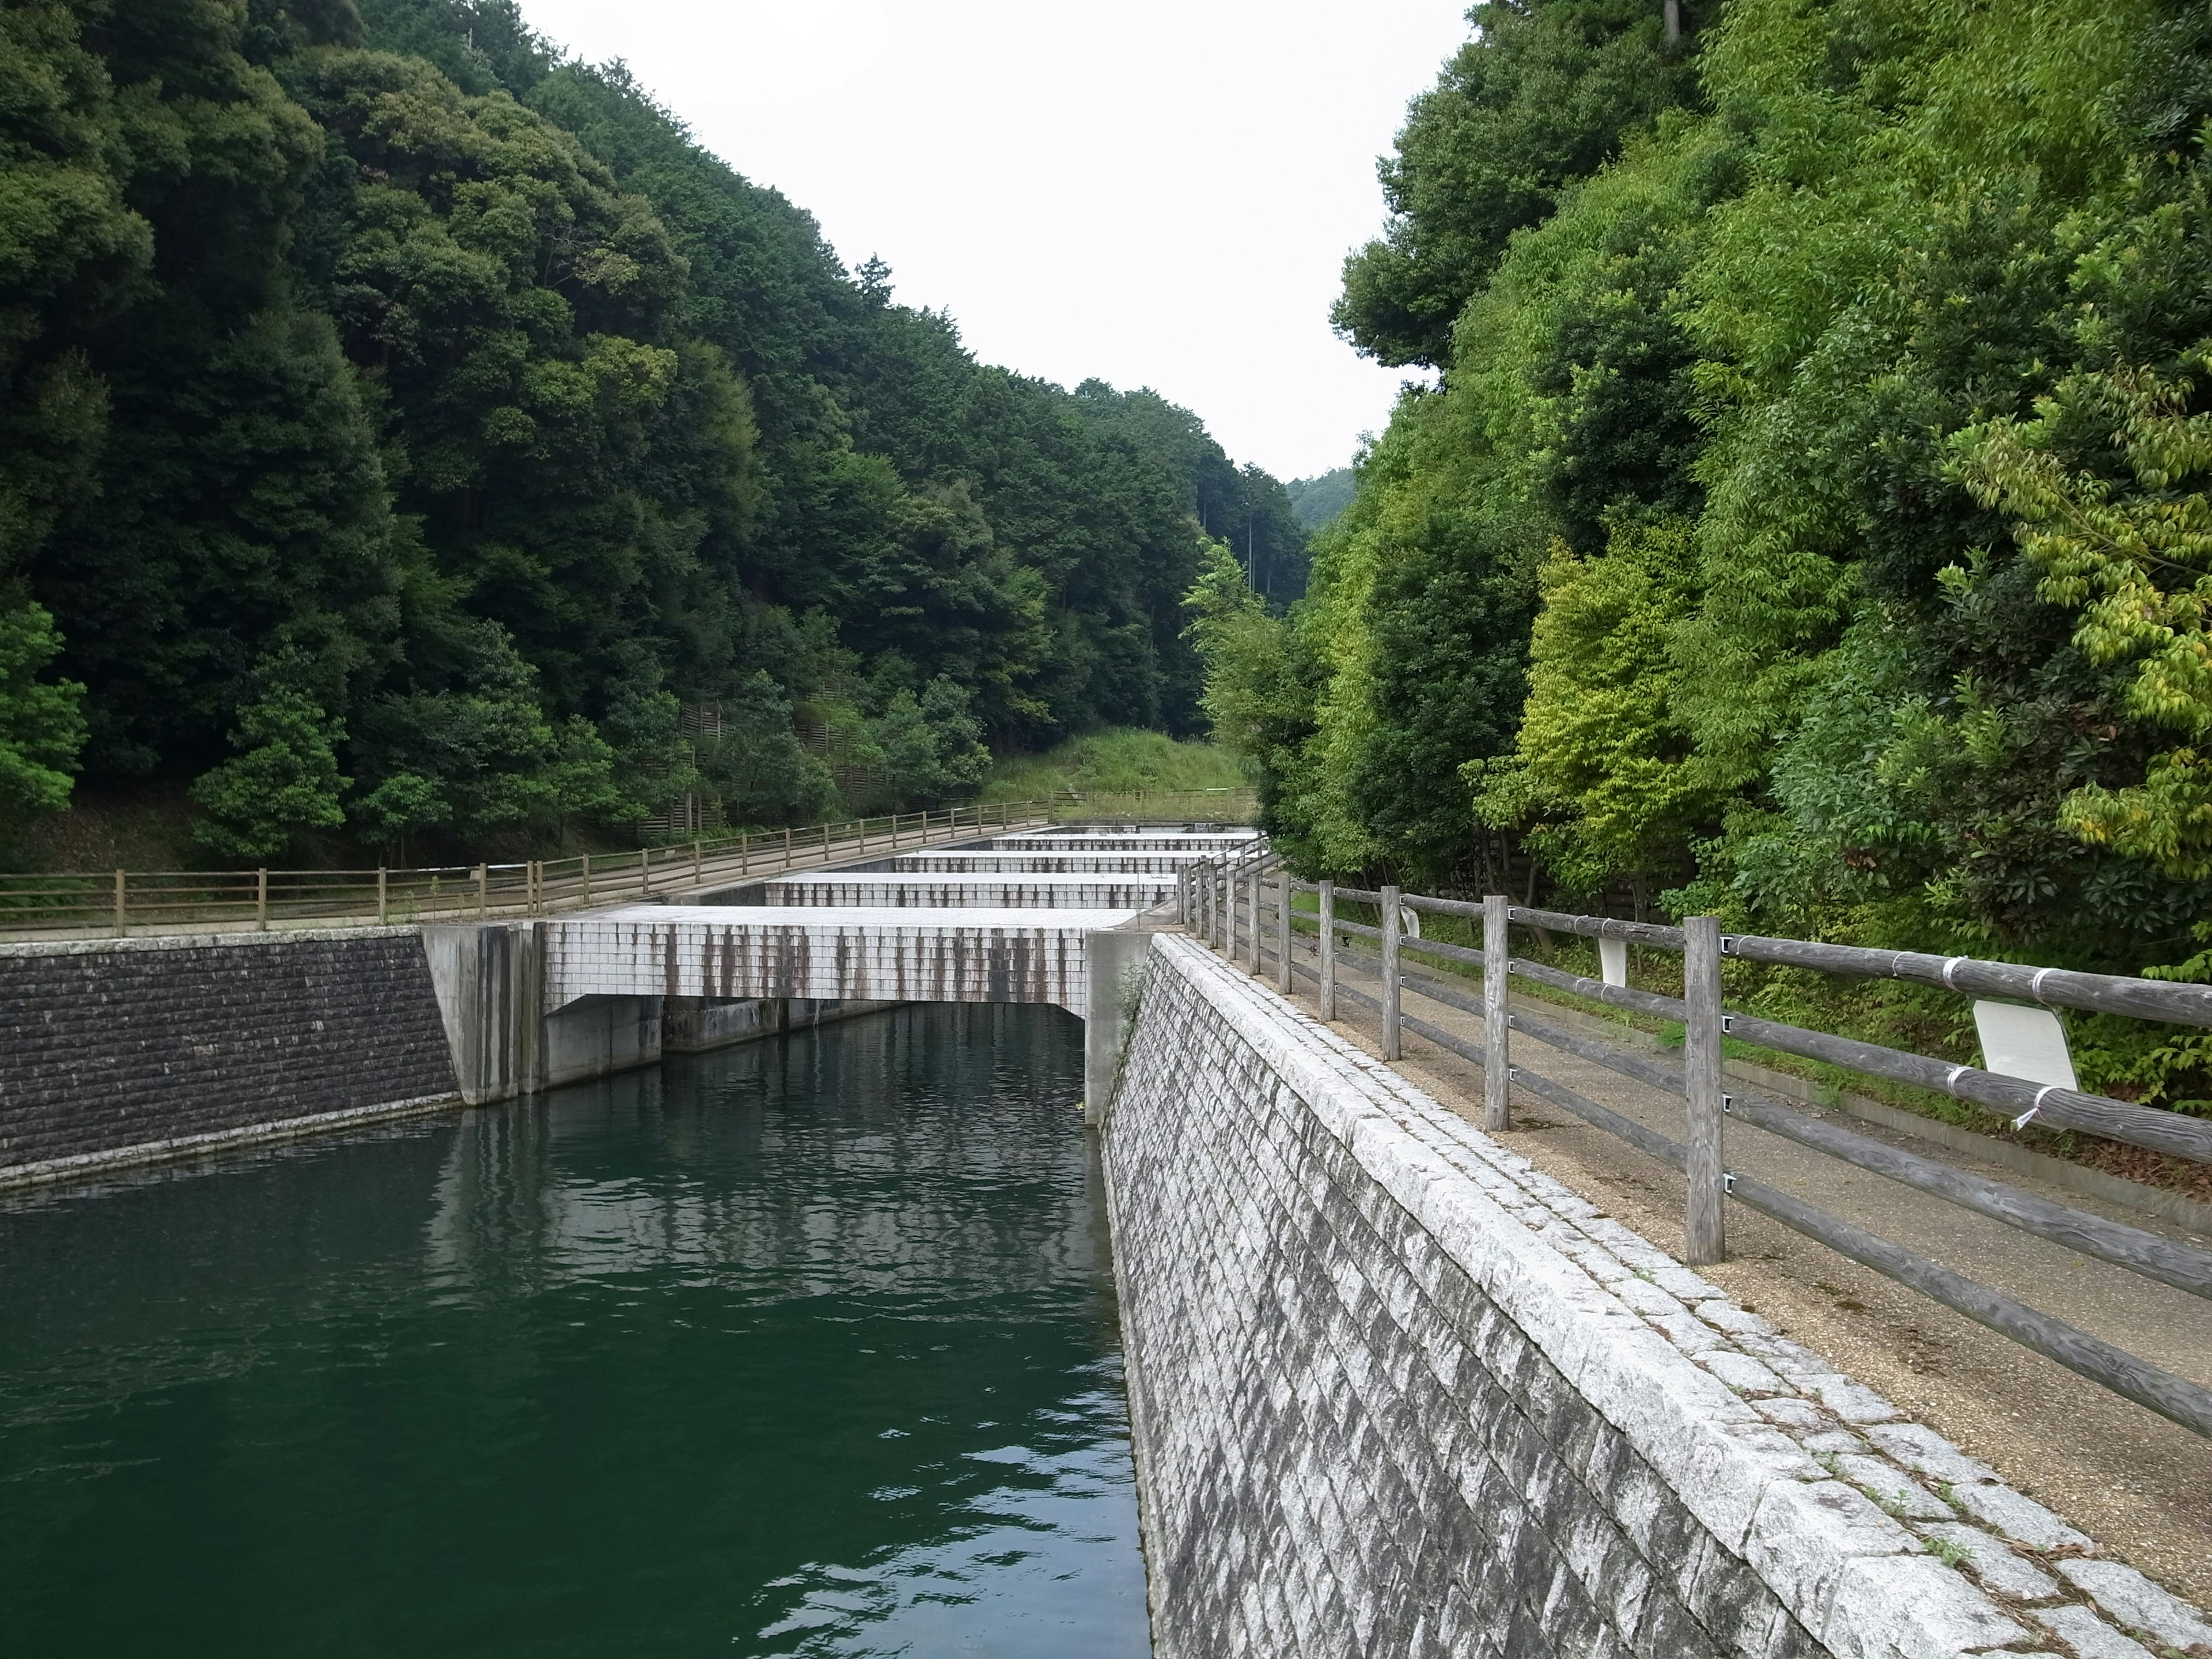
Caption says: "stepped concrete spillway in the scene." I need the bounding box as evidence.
[419,825,1214,1107]
[880,851,1214,875]
[989,832,1262,853]
[711,873,1179,909]
[544,904,1134,1010]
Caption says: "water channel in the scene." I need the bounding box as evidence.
[0,1003,1151,1657]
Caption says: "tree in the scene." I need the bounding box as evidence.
[190,674,350,860]
[0,598,85,825]
[1334,0,1702,369]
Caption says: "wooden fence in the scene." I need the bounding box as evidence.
[1181,849,2212,1441]
[0,788,1255,942]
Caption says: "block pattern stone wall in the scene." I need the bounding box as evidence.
[1104,935,2212,1659]
[1,928,457,1180]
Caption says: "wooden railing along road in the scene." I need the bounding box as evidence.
[0,789,1254,942]
[1185,847,2212,1441]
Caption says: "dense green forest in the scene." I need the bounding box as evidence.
[0,0,1307,865]
[1194,0,2212,1111]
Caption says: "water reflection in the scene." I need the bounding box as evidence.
[0,1003,1149,1657]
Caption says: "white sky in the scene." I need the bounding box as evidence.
[512,0,1472,482]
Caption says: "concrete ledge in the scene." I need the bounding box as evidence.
[0,923,422,958]
[0,1091,461,1191]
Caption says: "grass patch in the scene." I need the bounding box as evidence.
[3,784,201,875]
[982,728,1248,803]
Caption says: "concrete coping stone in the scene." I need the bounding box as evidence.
[0,923,422,959]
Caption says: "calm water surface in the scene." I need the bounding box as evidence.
[0,1003,1150,1657]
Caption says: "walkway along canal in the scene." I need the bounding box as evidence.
[4,822,2210,1655]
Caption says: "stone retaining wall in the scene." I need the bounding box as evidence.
[0,929,458,1184]
[1103,934,2212,1659]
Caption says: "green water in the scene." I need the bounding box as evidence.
[0,1004,1150,1657]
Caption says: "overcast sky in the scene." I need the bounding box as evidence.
[511,0,1473,482]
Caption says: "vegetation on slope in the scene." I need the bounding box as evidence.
[1194,0,2212,1113]
[978,729,1247,805]
[0,0,1308,868]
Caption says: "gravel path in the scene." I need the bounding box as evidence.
[1224,927,2212,1608]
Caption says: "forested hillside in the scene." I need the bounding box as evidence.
[1195,0,2212,1100]
[1286,468,1357,531]
[0,0,1305,865]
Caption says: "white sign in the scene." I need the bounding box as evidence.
[1599,937,1628,988]
[1972,1001,2077,1091]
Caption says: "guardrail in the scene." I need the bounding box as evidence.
[1177,855,2212,1441]
[0,790,1256,942]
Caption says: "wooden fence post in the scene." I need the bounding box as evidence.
[1277,872,1292,993]
[582,854,593,904]
[1484,893,1510,1131]
[693,840,702,887]
[1684,914,1728,1265]
[257,868,270,931]
[476,863,487,919]
[784,825,793,868]
[641,847,650,896]
[1224,862,1237,957]
[1319,880,1335,1019]
[377,866,388,926]
[823,823,831,861]
[1247,863,1263,972]
[113,868,126,938]
[740,830,749,876]
[1381,882,1402,1060]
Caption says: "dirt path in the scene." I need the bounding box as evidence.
[1216,928,2212,1607]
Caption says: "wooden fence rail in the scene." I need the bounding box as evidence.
[1177,853,2212,1441]
[0,789,1256,942]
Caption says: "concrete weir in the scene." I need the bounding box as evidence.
[420,887,1168,1112]
[709,873,1177,909]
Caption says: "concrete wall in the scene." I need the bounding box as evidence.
[540,907,1098,1013]
[1104,935,2209,1659]
[886,853,1202,874]
[0,925,912,1180]
[706,877,1175,910]
[0,929,458,1185]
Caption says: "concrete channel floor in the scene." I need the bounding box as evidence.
[1202,922,2212,1608]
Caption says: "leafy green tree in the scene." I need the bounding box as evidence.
[349,620,616,849]
[697,670,836,824]
[1468,520,1713,899]
[0,597,85,823]
[190,667,350,860]
[1183,537,1322,854]
[1335,0,1703,369]
[1960,349,2212,879]
[871,677,991,808]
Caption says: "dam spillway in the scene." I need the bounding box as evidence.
[5,819,2205,1656]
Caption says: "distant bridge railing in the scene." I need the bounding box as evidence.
[0,789,1255,942]
[1180,853,2212,1441]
